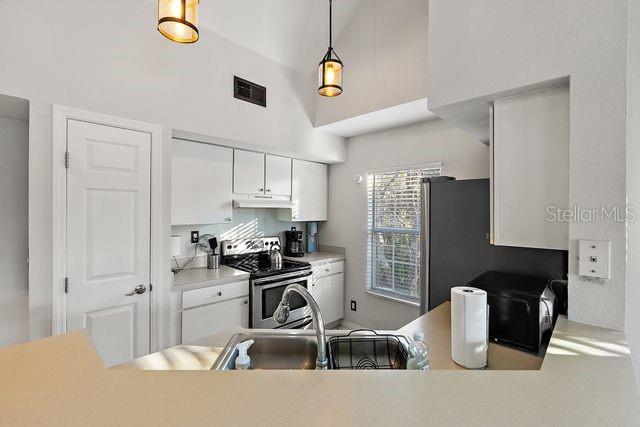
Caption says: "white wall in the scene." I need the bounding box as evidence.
[0,116,29,347]
[314,0,429,127]
[0,1,345,163]
[426,0,628,331]
[0,0,347,343]
[171,208,303,268]
[319,119,489,329]
[626,0,640,387]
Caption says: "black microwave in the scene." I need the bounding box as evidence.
[467,271,558,353]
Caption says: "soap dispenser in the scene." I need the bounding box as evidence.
[235,339,255,370]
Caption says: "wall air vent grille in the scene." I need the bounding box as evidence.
[234,76,267,107]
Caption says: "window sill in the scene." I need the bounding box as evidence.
[365,290,420,308]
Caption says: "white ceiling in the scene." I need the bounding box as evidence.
[152,0,364,75]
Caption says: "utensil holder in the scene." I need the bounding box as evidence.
[207,254,219,270]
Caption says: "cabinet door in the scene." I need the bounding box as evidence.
[311,275,331,322]
[291,159,328,221]
[181,296,249,344]
[172,140,233,225]
[330,272,344,323]
[265,155,292,196]
[233,149,265,195]
[492,86,569,250]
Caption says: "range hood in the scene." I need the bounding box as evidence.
[233,198,294,209]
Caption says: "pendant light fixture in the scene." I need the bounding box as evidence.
[158,0,200,44]
[318,0,343,97]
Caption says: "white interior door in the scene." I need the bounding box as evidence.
[66,119,151,367]
[265,154,292,196]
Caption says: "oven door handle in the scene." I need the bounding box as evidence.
[252,271,312,287]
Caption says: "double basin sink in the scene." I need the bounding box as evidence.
[211,330,410,371]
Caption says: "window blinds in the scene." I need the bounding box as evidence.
[366,167,441,303]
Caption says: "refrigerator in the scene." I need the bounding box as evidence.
[419,177,567,315]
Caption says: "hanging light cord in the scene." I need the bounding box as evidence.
[329,0,333,50]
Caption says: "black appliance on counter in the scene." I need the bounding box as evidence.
[420,177,568,314]
[284,227,305,257]
[468,271,557,353]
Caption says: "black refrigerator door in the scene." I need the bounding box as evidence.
[425,179,567,312]
[427,179,492,311]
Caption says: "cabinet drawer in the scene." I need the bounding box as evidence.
[181,297,249,344]
[182,280,249,310]
[313,261,344,279]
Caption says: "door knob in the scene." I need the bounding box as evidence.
[125,284,147,296]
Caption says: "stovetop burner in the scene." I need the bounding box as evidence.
[225,253,311,278]
[221,236,311,279]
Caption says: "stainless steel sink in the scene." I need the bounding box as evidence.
[211,330,412,371]
[212,331,321,370]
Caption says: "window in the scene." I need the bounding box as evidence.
[366,166,441,304]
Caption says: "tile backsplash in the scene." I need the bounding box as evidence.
[171,208,304,269]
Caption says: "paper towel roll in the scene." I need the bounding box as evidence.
[170,235,182,257]
[451,286,488,369]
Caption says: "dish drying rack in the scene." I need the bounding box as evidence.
[326,329,411,370]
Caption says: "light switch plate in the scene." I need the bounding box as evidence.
[579,240,611,279]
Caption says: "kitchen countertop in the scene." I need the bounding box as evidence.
[1,307,638,425]
[398,302,543,370]
[284,251,345,266]
[118,303,541,371]
[173,266,250,290]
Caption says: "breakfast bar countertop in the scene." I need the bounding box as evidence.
[1,305,639,426]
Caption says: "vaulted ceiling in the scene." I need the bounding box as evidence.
[152,0,364,75]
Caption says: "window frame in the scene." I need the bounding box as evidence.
[365,163,442,305]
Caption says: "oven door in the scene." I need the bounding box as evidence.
[251,272,312,329]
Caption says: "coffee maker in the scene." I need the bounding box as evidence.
[284,227,305,257]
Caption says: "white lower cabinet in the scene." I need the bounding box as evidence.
[180,281,249,344]
[330,273,344,323]
[311,261,344,325]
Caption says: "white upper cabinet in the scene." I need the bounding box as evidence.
[265,154,292,196]
[279,159,328,222]
[172,140,233,225]
[234,150,293,197]
[233,149,265,195]
[491,86,569,250]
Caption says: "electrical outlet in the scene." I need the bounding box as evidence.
[579,240,611,279]
[350,300,357,311]
[190,230,199,244]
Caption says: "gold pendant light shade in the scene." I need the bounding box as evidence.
[158,0,200,44]
[318,55,343,97]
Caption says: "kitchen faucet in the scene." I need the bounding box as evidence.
[273,284,328,369]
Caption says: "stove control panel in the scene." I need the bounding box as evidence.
[221,236,281,257]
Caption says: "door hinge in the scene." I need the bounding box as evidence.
[64,277,69,293]
[64,151,70,169]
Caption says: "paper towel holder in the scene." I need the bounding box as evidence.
[450,286,490,370]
